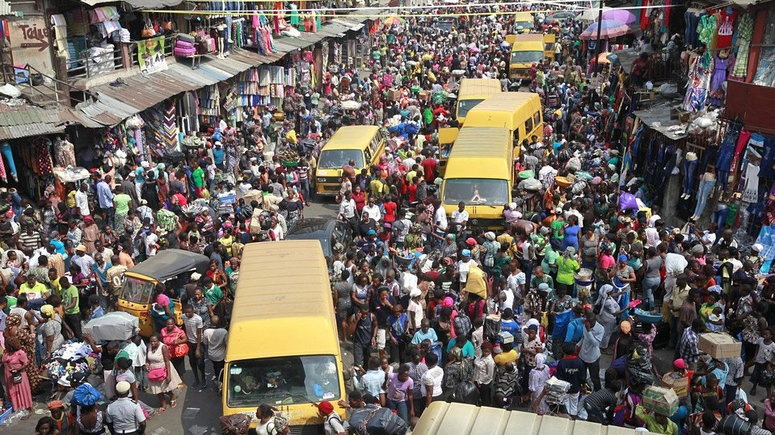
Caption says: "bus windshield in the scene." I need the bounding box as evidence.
[511,51,543,64]
[120,278,155,304]
[227,355,341,408]
[443,179,509,206]
[318,149,365,169]
[457,99,486,119]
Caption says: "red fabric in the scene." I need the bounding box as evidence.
[640,0,650,30]
[717,9,738,49]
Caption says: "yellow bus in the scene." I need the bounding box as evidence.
[456,78,502,124]
[222,241,346,430]
[441,127,515,228]
[544,33,556,62]
[509,33,544,80]
[513,12,534,33]
[414,402,651,435]
[463,92,544,152]
[315,125,387,196]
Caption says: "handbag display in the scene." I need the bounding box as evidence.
[174,342,190,358]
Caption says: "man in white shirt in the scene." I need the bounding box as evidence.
[107,381,146,434]
[183,305,205,389]
[203,315,228,388]
[75,184,90,217]
[338,191,357,220]
[421,353,444,407]
[451,202,469,232]
[362,197,382,222]
[645,219,664,248]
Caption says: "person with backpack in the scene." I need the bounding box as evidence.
[317,401,346,435]
[255,404,289,435]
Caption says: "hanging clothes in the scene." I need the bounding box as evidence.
[716,8,737,49]
[732,13,754,78]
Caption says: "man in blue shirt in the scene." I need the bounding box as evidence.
[411,318,438,345]
[95,173,115,229]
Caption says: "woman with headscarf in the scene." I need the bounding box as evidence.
[4,312,41,393]
[529,353,551,414]
[482,232,499,276]
[442,347,471,399]
[597,284,624,350]
[2,320,33,417]
[39,304,65,359]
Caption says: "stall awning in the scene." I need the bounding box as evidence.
[79,0,184,7]
[633,107,688,141]
[0,104,68,140]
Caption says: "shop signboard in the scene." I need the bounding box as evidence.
[8,16,55,78]
[137,36,167,75]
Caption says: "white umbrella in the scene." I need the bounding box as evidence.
[340,100,361,110]
[84,311,139,341]
[575,7,611,22]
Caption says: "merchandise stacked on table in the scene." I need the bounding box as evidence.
[174,33,197,57]
[544,376,571,405]
[45,342,95,384]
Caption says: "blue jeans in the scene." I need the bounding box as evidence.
[693,179,715,218]
[387,399,410,424]
[682,159,698,195]
[641,277,660,311]
[713,205,729,232]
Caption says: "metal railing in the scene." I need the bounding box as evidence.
[8,64,62,104]
[66,45,124,79]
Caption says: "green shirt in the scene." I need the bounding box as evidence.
[556,255,580,285]
[192,167,205,188]
[205,285,223,305]
[542,247,559,274]
[551,219,565,240]
[114,193,132,215]
[63,285,80,315]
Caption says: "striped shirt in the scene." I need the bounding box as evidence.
[18,231,41,251]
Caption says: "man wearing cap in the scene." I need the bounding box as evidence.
[318,400,346,435]
[106,381,146,435]
[72,244,96,280]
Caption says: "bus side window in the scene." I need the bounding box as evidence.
[364,148,372,164]
[533,111,541,126]
[525,117,533,134]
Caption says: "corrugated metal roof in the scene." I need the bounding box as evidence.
[80,0,184,8]
[0,103,68,140]
[74,14,379,127]
[0,123,64,140]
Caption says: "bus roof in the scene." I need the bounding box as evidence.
[414,402,655,435]
[226,241,337,361]
[321,125,381,150]
[457,78,502,100]
[514,11,533,21]
[445,127,512,177]
[464,92,541,131]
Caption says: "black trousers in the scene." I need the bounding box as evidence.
[584,358,601,391]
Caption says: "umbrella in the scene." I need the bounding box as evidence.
[597,52,612,64]
[83,311,139,341]
[579,19,631,40]
[575,7,611,22]
[382,16,405,27]
[340,100,361,110]
[602,9,636,25]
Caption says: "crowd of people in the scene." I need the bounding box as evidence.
[0,2,768,435]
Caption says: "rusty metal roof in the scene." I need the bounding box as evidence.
[0,103,68,140]
[75,14,378,127]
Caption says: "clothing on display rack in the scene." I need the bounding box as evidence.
[709,52,732,107]
[732,13,754,78]
[716,123,740,190]
[682,152,698,198]
[760,135,775,180]
[742,160,760,203]
[716,8,737,49]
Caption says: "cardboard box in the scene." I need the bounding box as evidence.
[418,90,430,102]
[698,332,742,359]
[662,372,689,397]
[643,386,679,416]
[386,89,401,101]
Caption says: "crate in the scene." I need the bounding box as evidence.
[0,407,13,425]
[662,372,689,397]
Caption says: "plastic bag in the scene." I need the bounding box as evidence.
[219,414,252,435]
[72,383,103,406]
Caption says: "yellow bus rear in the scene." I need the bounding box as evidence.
[463,92,544,154]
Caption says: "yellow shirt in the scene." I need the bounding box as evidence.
[494,349,519,366]
[19,281,48,300]
[49,277,62,295]
[66,190,77,208]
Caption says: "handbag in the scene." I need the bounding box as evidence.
[148,367,168,382]
[174,342,190,358]
[11,370,22,384]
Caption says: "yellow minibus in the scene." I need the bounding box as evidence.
[456,78,502,124]
[315,125,387,196]
[509,33,544,80]
[441,127,514,228]
[463,92,544,153]
[222,241,346,430]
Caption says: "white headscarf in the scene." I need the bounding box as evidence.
[535,352,547,369]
